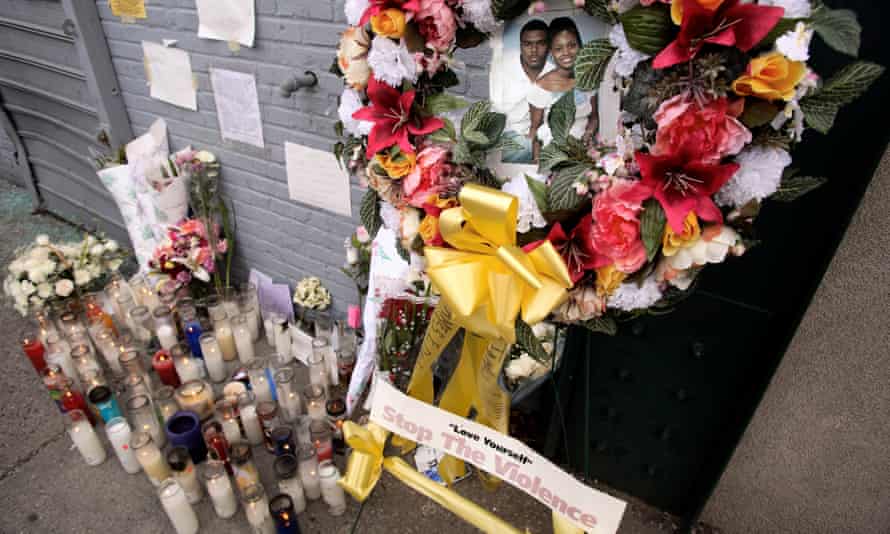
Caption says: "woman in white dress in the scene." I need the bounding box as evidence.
[527,17,599,162]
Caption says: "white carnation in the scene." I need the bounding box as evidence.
[759,0,811,19]
[8,259,25,277]
[108,259,123,272]
[368,37,418,88]
[55,279,74,297]
[73,269,92,286]
[501,175,547,233]
[29,295,44,309]
[338,88,373,137]
[35,234,50,246]
[90,244,105,257]
[37,283,53,299]
[344,0,369,26]
[608,276,664,312]
[20,280,37,296]
[775,22,813,62]
[716,146,792,207]
[105,240,119,253]
[610,24,650,78]
[28,266,48,284]
[461,0,501,34]
[196,150,217,163]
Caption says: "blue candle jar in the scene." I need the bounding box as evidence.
[87,385,122,423]
[270,427,297,457]
[165,411,207,464]
[270,494,301,534]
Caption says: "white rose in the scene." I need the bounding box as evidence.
[400,209,421,246]
[29,295,44,309]
[105,240,119,253]
[55,279,74,297]
[196,150,217,163]
[73,269,91,286]
[107,259,123,272]
[775,22,813,62]
[89,244,105,257]
[85,235,97,246]
[8,259,25,277]
[759,0,811,19]
[531,321,555,340]
[35,234,50,246]
[20,280,37,296]
[505,353,546,383]
[37,283,53,299]
[29,268,47,284]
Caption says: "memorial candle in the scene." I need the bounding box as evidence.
[215,398,243,445]
[318,460,346,516]
[173,352,203,384]
[274,368,301,423]
[155,386,180,424]
[167,446,203,504]
[247,359,273,403]
[105,417,141,474]
[181,309,204,359]
[158,478,200,534]
[271,427,297,457]
[128,305,153,344]
[128,393,165,446]
[153,306,179,350]
[304,384,326,421]
[297,446,321,500]
[240,282,261,340]
[307,345,328,394]
[174,380,214,421]
[199,333,227,383]
[204,462,238,519]
[95,329,122,374]
[210,308,237,363]
[45,333,77,388]
[273,454,307,514]
[233,315,255,364]
[165,410,208,464]
[42,364,65,410]
[202,421,231,469]
[242,484,276,534]
[60,378,94,425]
[231,444,261,493]
[238,391,265,446]
[152,350,181,387]
[87,385,122,423]
[256,401,281,453]
[131,431,171,486]
[21,332,46,373]
[65,409,106,466]
[270,494,301,534]
[309,419,333,462]
[241,301,260,342]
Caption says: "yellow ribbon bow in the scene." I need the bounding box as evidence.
[425,184,573,343]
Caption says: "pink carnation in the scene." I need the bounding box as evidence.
[652,93,751,164]
[591,179,650,273]
[179,219,207,238]
[403,146,450,207]
[416,0,456,51]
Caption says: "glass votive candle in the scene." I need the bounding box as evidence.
[158,478,200,534]
[337,349,356,384]
[271,427,297,457]
[105,417,141,474]
[59,311,87,343]
[131,430,171,486]
[123,372,152,402]
[174,380,215,421]
[181,307,204,359]
[247,359,274,403]
[202,421,231,468]
[204,461,238,519]
[60,378,93,424]
[128,305,153,343]
[167,446,204,504]
[21,331,47,373]
[35,308,58,344]
[256,400,281,453]
[45,332,76,386]
[127,393,165,446]
[326,397,347,451]
[215,398,243,445]
[94,328,122,374]
[270,313,289,356]
[269,494,300,534]
[314,313,333,342]
[41,364,66,410]
[210,308,238,363]
[242,483,276,534]
[240,299,260,342]
[309,419,333,462]
[199,333,227,383]
[297,445,321,500]
[153,349,181,388]
[304,384,326,421]
[240,282,260,330]
[274,454,307,514]
[232,315,255,364]
[237,391,265,446]
[274,368,302,423]
[295,417,312,447]
[166,410,208,464]
[173,348,203,384]
[153,305,179,350]
[308,341,328,393]
[155,385,180,424]
[230,443,261,494]
[318,460,347,516]
[70,343,98,380]
[119,349,149,385]
[81,368,107,395]
[65,409,106,466]
[223,380,247,402]
[87,385,122,423]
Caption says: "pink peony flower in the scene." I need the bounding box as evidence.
[591,179,650,273]
[652,93,751,164]
[415,0,456,51]
[403,146,450,207]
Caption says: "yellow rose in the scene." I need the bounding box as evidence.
[418,214,440,244]
[370,9,406,38]
[662,212,701,257]
[595,265,627,297]
[375,151,417,179]
[732,52,807,102]
[671,0,725,25]
[337,26,371,89]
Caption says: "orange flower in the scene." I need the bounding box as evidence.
[375,151,416,179]
[418,214,440,245]
[662,212,701,256]
[370,8,406,38]
[732,52,806,102]
[671,0,725,25]
[595,265,627,297]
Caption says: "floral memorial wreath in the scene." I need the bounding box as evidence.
[331,0,881,530]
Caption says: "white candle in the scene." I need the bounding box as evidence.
[239,404,265,446]
[295,417,312,447]
[47,351,78,388]
[157,324,178,350]
[205,466,238,519]
[278,477,307,514]
[318,461,347,515]
[223,298,240,318]
[200,334,227,383]
[274,324,290,357]
[220,417,243,445]
[132,433,171,487]
[175,355,203,383]
[106,418,141,474]
[222,381,247,401]
[243,488,275,534]
[68,417,106,466]
[279,391,302,422]
[233,321,255,364]
[263,317,274,346]
[251,373,273,404]
[159,479,200,534]
[246,312,259,342]
[298,450,322,500]
[216,326,237,362]
[305,385,327,421]
[175,381,215,420]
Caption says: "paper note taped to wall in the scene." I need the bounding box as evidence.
[111,0,146,19]
[195,0,256,47]
[285,142,352,218]
[142,42,197,111]
[210,68,264,148]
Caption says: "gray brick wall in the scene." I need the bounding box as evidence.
[93,0,491,312]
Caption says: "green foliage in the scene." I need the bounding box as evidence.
[547,163,588,211]
[491,0,530,20]
[525,175,549,213]
[452,101,511,168]
[619,5,674,55]
[575,39,617,91]
[538,143,570,172]
[548,91,576,145]
[741,101,781,128]
[640,199,666,262]
[429,117,457,143]
[580,316,618,336]
[811,6,861,57]
[515,318,550,363]
[360,189,382,237]
[583,0,615,23]
[424,93,469,116]
[772,175,828,202]
[801,61,885,133]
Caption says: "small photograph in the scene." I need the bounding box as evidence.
[490,4,611,165]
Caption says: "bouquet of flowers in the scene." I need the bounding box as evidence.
[376,295,436,391]
[293,276,332,311]
[3,234,125,315]
[148,218,227,294]
[341,226,373,298]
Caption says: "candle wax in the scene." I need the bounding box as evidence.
[69,419,106,466]
[206,474,238,518]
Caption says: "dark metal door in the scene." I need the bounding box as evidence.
[0,0,131,242]
[545,0,890,521]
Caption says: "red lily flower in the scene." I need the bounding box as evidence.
[653,0,784,69]
[359,0,421,26]
[353,77,444,156]
[524,214,609,283]
[635,151,739,233]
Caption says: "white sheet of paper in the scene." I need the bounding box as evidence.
[209,68,264,148]
[125,118,168,163]
[142,42,197,110]
[285,142,352,217]
[195,0,255,47]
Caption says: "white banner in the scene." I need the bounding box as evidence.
[370,379,626,533]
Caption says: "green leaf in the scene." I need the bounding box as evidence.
[801,61,885,133]
[538,143,570,172]
[461,101,491,136]
[395,237,411,262]
[514,318,550,363]
[619,5,674,55]
[771,176,827,202]
[584,0,614,23]
[478,112,507,145]
[491,0,530,20]
[463,130,490,145]
[811,7,861,57]
[429,117,457,143]
[425,93,470,116]
[640,198,666,262]
[490,134,523,154]
[741,101,780,128]
[360,189,382,237]
[548,91,576,145]
[334,121,344,138]
[580,316,617,336]
[525,175,549,213]
[548,163,589,211]
[575,39,617,91]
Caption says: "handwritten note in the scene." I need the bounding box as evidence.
[210,69,264,148]
[195,0,255,47]
[111,0,146,20]
[285,142,352,217]
[142,42,197,111]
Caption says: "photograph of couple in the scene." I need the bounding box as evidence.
[490,6,611,165]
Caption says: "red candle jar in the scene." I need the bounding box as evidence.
[60,378,94,425]
[152,350,181,388]
[202,421,232,473]
[21,332,47,374]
